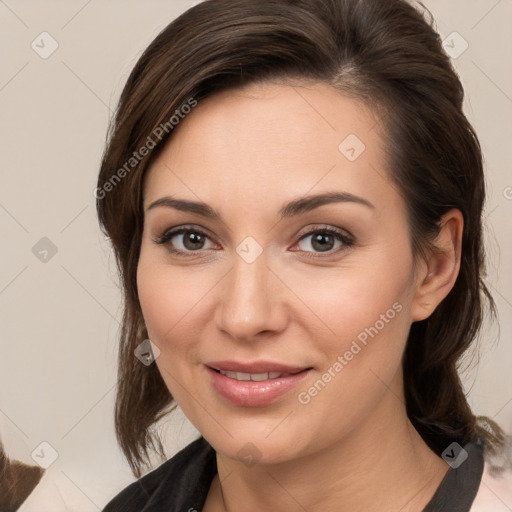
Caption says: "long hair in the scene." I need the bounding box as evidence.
[0,438,44,511]
[96,0,505,476]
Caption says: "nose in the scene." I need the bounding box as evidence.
[215,251,288,342]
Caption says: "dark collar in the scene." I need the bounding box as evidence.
[103,437,484,511]
[423,439,484,511]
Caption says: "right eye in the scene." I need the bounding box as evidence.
[154,226,219,256]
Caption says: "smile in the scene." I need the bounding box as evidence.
[218,370,294,381]
[206,362,312,407]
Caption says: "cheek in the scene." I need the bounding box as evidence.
[136,252,202,350]
[284,253,414,353]
[290,267,413,442]
[136,255,206,402]
[136,246,225,382]
[137,260,175,340]
[284,246,415,415]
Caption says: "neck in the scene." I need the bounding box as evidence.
[206,381,449,512]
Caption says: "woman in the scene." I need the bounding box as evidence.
[96,0,511,510]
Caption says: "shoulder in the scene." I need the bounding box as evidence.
[470,434,512,511]
[102,436,216,512]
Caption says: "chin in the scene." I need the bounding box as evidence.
[196,418,314,466]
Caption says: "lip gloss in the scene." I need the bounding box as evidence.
[206,366,312,407]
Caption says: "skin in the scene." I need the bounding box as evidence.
[137,81,463,512]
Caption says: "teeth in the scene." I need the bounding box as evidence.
[250,372,269,381]
[219,370,288,381]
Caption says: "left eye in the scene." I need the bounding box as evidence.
[295,229,353,253]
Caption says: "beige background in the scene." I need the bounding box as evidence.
[0,0,511,509]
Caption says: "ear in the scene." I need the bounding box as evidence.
[411,208,463,322]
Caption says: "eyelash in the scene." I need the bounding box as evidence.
[153,225,355,258]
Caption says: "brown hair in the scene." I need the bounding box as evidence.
[96,0,505,477]
[0,438,44,511]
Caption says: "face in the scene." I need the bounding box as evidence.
[137,81,422,464]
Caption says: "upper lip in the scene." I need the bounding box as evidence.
[206,360,310,374]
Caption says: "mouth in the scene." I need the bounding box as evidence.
[205,361,313,407]
[210,368,307,381]
[206,360,311,374]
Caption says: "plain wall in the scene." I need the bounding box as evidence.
[1,0,511,509]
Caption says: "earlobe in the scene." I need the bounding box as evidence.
[411,209,464,322]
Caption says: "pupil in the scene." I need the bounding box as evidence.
[312,233,333,252]
[184,232,204,250]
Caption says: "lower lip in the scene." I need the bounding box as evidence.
[206,366,312,407]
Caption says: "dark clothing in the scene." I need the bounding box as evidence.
[103,437,484,511]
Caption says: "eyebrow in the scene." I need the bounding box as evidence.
[146,191,375,220]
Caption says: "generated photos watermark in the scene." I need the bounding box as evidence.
[94,97,198,200]
[298,301,403,405]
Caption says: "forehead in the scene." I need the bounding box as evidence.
[143,81,396,216]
